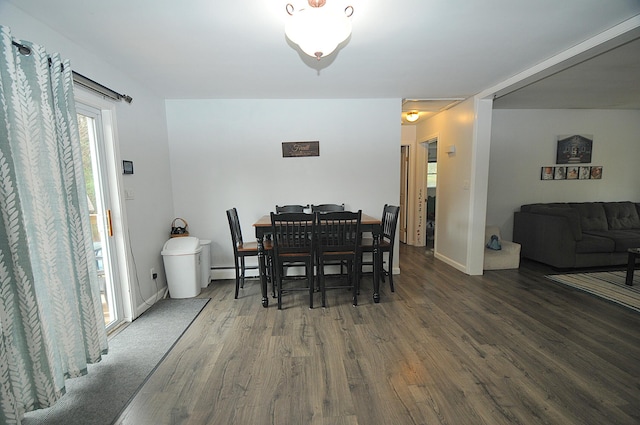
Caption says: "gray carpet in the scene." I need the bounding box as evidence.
[546,270,640,312]
[23,297,210,425]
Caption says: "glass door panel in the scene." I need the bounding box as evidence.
[78,109,119,328]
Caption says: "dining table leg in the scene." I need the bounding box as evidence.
[372,233,381,303]
[257,236,269,307]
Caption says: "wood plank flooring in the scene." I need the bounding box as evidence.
[115,244,640,425]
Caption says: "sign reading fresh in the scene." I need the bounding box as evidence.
[282,141,319,157]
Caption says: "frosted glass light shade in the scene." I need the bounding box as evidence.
[285,5,352,60]
[406,112,419,122]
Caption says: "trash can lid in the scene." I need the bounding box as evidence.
[161,236,201,255]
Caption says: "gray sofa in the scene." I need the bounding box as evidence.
[513,201,640,269]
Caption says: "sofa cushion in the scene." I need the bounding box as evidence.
[603,202,640,229]
[523,205,582,240]
[583,229,640,252]
[575,233,616,254]
[569,203,608,231]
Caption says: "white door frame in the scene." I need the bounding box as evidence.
[75,88,134,324]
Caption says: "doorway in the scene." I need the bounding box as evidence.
[425,140,437,251]
[399,146,409,243]
[76,103,125,330]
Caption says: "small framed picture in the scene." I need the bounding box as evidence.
[567,166,579,180]
[122,160,134,175]
[541,166,554,180]
[554,166,567,180]
[590,166,603,179]
[579,166,591,179]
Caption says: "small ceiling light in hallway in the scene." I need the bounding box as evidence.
[406,111,419,122]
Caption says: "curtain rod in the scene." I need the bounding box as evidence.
[11,40,133,104]
[72,72,133,104]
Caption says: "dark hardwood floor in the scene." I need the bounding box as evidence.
[116,244,640,425]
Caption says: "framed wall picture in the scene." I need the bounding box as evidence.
[556,134,593,164]
[590,166,603,179]
[122,160,134,174]
[567,166,579,179]
[541,166,554,180]
[554,166,567,180]
[579,166,591,179]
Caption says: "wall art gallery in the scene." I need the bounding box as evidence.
[541,165,602,180]
[541,134,602,181]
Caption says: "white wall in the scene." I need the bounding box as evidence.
[488,109,640,240]
[414,98,482,273]
[165,99,401,278]
[3,4,175,317]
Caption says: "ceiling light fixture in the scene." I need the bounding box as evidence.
[406,111,419,122]
[285,0,354,60]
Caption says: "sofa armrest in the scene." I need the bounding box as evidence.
[500,240,521,254]
[513,211,579,268]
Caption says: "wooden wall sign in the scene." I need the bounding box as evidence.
[556,134,593,164]
[282,141,319,158]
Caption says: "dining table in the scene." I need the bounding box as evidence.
[253,212,383,308]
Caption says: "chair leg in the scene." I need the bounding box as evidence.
[349,259,358,306]
[276,264,283,310]
[272,259,283,310]
[308,259,314,309]
[234,258,241,299]
[387,250,395,292]
[240,257,246,288]
[268,254,277,299]
[314,253,321,292]
[320,260,327,308]
[355,256,361,295]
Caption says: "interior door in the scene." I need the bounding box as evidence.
[77,104,123,330]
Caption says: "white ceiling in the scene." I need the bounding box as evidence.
[493,35,640,110]
[7,0,640,119]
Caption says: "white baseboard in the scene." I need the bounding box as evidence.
[434,252,467,274]
[134,286,168,319]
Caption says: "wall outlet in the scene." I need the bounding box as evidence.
[150,268,158,280]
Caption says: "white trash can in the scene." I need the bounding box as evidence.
[199,239,211,288]
[161,236,202,298]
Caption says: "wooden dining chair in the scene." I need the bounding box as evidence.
[316,210,362,307]
[361,204,400,292]
[226,208,272,299]
[311,203,345,213]
[270,212,316,309]
[275,204,308,213]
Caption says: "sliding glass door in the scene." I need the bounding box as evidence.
[77,103,123,330]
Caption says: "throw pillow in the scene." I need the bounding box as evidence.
[486,235,502,250]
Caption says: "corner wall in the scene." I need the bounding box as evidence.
[414,98,483,273]
[165,98,401,279]
[488,109,640,241]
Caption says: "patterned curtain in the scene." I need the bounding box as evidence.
[0,26,108,424]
